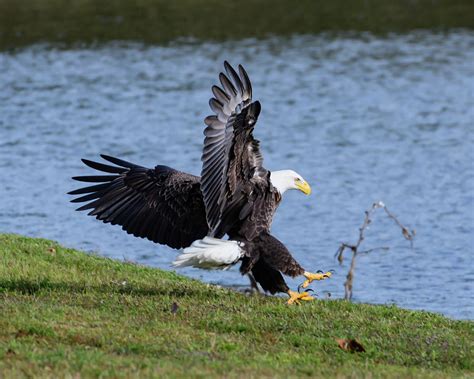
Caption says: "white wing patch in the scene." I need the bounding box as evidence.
[172,237,245,270]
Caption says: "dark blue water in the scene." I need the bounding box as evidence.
[1,32,473,319]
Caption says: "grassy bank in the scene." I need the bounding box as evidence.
[0,0,473,51]
[0,234,472,378]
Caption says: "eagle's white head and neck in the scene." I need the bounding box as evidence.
[270,170,311,196]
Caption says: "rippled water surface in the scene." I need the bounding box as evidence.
[1,32,473,319]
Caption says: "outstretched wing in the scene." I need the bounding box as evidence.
[68,155,208,249]
[201,61,267,237]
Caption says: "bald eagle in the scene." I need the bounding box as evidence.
[69,62,330,304]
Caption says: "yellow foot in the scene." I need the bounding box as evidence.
[287,290,314,305]
[301,271,332,289]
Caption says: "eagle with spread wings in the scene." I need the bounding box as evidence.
[69,62,330,304]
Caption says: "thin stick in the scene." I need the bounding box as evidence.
[336,201,415,300]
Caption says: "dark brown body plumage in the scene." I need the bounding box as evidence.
[238,233,305,294]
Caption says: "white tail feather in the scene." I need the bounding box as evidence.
[172,237,245,270]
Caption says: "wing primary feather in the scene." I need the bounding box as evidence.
[224,61,244,97]
[72,175,118,183]
[100,155,140,169]
[71,192,104,204]
[211,85,230,103]
[209,97,223,110]
[238,64,252,100]
[76,201,99,212]
[81,159,124,174]
[219,73,237,97]
[204,115,222,127]
[68,182,113,195]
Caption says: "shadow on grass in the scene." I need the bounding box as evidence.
[0,278,218,299]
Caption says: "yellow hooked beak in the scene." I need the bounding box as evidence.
[295,180,312,195]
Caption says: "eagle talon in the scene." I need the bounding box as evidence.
[287,290,314,305]
[301,271,332,289]
[297,284,315,293]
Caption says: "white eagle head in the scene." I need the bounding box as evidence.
[270,170,311,195]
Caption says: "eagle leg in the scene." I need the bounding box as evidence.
[301,271,332,289]
[247,273,262,294]
[287,290,314,305]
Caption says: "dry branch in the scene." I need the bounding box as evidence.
[336,201,415,300]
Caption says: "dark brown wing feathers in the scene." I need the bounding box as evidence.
[201,62,270,238]
[69,155,208,249]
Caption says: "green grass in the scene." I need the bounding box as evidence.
[0,234,472,378]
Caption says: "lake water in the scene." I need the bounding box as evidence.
[1,32,473,319]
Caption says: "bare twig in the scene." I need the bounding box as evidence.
[382,205,416,247]
[336,201,415,300]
